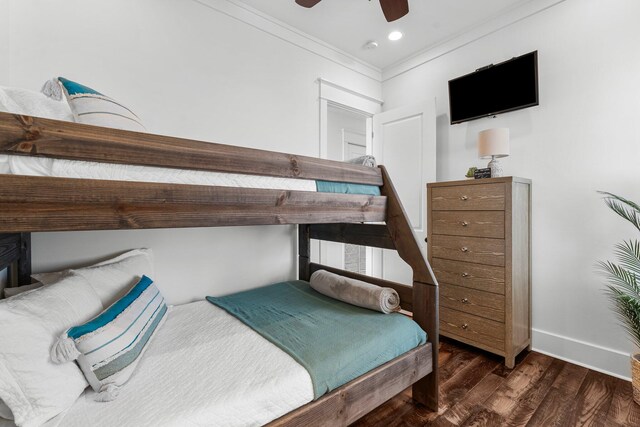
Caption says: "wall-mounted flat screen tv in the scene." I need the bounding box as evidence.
[448,51,538,124]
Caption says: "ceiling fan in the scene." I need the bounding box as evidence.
[295,0,409,23]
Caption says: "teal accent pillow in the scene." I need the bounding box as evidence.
[43,77,145,132]
[58,78,103,96]
[316,180,381,196]
[51,275,168,402]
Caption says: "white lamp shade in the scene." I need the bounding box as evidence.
[478,128,510,159]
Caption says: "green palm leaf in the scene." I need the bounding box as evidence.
[597,261,639,294]
[614,240,640,278]
[599,192,640,350]
[604,287,640,349]
[599,191,640,232]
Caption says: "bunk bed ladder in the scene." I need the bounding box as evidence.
[298,166,440,413]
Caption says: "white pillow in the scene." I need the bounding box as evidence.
[0,273,102,427]
[0,86,74,121]
[44,77,145,132]
[3,283,43,299]
[0,85,74,178]
[33,249,154,308]
[53,276,168,402]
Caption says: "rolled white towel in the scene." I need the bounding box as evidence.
[309,269,401,314]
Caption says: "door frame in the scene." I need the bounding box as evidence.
[318,78,383,159]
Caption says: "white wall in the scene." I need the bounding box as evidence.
[0,1,8,84]
[2,0,380,303]
[382,0,640,378]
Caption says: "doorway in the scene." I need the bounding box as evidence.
[313,80,436,284]
[321,104,371,275]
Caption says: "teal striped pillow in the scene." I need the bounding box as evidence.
[44,77,145,132]
[51,275,167,401]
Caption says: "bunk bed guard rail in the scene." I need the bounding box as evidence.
[0,112,386,231]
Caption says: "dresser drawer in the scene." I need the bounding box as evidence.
[431,183,505,211]
[440,283,505,322]
[432,258,504,294]
[432,211,504,238]
[430,235,505,267]
[440,307,505,351]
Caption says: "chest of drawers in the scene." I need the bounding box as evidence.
[427,177,531,368]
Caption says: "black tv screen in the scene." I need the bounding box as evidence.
[448,51,538,124]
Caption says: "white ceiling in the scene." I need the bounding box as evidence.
[233,0,532,69]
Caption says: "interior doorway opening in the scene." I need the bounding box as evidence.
[323,103,371,275]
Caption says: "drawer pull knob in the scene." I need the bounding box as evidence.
[461,298,469,304]
[461,272,470,277]
[461,221,469,227]
[460,195,469,201]
[461,247,469,253]
[461,323,469,330]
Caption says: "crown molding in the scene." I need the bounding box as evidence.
[192,0,382,82]
[191,0,567,85]
[381,0,567,82]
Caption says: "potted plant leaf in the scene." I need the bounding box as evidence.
[598,192,640,404]
[465,167,477,179]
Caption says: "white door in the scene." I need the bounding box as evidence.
[370,101,437,284]
[343,130,367,160]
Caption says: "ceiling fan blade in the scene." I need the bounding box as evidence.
[379,0,409,22]
[295,0,322,8]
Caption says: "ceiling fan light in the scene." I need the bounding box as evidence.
[388,31,403,41]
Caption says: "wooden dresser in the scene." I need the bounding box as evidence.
[427,177,531,368]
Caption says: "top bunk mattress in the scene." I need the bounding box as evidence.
[0,155,317,192]
[0,155,381,196]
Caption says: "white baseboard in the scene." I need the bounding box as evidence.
[532,328,631,381]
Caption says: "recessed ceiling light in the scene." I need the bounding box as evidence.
[388,31,403,41]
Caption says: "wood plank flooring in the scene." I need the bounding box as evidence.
[351,338,640,427]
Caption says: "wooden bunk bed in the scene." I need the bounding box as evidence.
[0,111,439,426]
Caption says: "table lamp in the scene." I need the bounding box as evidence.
[478,128,510,177]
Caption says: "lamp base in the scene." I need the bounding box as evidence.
[488,156,503,178]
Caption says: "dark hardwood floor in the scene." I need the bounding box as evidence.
[351,338,640,427]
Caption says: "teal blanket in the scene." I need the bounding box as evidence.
[206,280,426,399]
[316,180,381,196]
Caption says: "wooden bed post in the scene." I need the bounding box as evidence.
[298,225,311,281]
[17,233,32,286]
[380,166,439,412]
[0,232,31,287]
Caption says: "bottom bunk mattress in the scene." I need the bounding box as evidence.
[30,301,315,427]
[7,282,426,427]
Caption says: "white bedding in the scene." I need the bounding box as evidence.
[1,155,318,192]
[18,301,314,427]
